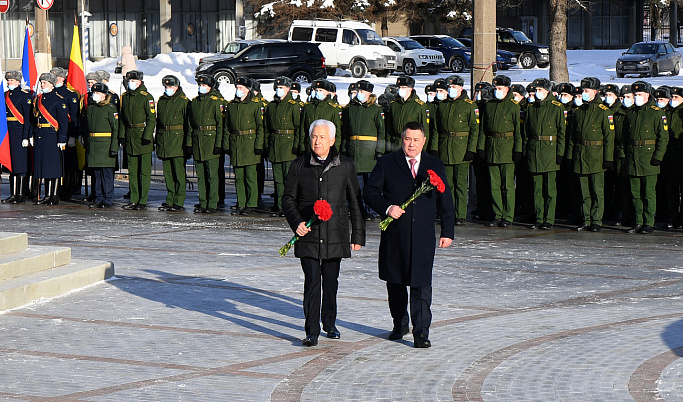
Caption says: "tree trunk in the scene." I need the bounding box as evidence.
[548,0,569,82]
[381,14,388,37]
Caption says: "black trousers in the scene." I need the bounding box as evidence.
[386,282,432,338]
[300,257,341,337]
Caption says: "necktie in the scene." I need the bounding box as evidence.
[409,158,417,178]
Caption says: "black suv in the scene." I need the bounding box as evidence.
[461,27,549,69]
[195,41,327,85]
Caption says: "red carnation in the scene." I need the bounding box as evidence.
[427,170,446,193]
[314,200,333,221]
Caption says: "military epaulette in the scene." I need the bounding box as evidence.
[21,89,28,93]
[56,93,64,99]
[464,99,475,104]
[211,96,219,101]
[250,97,259,103]
[65,86,76,93]
[414,98,424,105]
[651,105,660,111]
[551,100,563,107]
[140,91,149,96]
[181,95,189,100]
[288,99,298,105]
[598,104,609,111]
[511,99,519,105]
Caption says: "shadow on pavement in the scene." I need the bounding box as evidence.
[661,318,683,356]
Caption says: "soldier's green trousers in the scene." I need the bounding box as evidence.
[489,163,515,221]
[162,157,186,207]
[578,172,604,226]
[196,158,219,210]
[630,175,657,226]
[234,164,258,208]
[272,161,292,211]
[128,153,151,205]
[532,171,557,224]
[445,163,470,220]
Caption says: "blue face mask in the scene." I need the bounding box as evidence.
[448,88,458,98]
[560,96,572,104]
[127,81,138,91]
[527,95,535,103]
[581,92,591,102]
[634,95,646,107]
[275,88,286,98]
[42,87,52,94]
[605,95,616,106]
[198,86,209,95]
[235,89,245,98]
[7,84,17,91]
[622,97,634,108]
[535,91,547,101]
[356,92,366,102]
[427,94,435,103]
[494,89,505,100]
[165,88,176,97]
[656,100,668,109]
[475,93,481,101]
[315,91,326,100]
[436,92,446,101]
[574,97,583,107]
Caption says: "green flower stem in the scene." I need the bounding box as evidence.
[279,217,316,257]
[378,181,435,231]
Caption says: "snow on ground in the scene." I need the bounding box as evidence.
[85,49,683,106]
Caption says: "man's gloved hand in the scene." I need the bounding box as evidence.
[463,151,475,162]
[21,139,29,148]
[254,148,263,155]
[213,147,221,155]
[57,142,66,150]
[67,137,76,147]
[477,149,485,159]
[556,155,563,165]
[512,152,522,163]
[109,151,118,158]
[78,136,85,146]
[29,137,34,147]
[602,160,614,170]
[375,152,382,160]
[650,158,662,166]
[141,138,151,145]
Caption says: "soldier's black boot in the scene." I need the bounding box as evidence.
[11,176,26,204]
[49,179,60,205]
[2,175,17,203]
[36,180,51,205]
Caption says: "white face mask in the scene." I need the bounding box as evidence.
[560,96,572,104]
[605,95,616,106]
[275,88,286,98]
[494,89,505,100]
[671,99,681,109]
[436,92,446,101]
[7,84,17,91]
[448,88,459,99]
[127,81,139,91]
[164,88,176,97]
[356,92,366,102]
[398,88,409,99]
[92,93,104,103]
[622,98,634,108]
[574,97,583,107]
[427,94,435,103]
[656,100,668,108]
[475,93,481,101]
[514,95,523,103]
[535,91,547,101]
[42,87,52,94]
[634,95,646,107]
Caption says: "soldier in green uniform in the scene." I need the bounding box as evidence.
[186,75,223,214]
[84,83,119,208]
[565,77,615,231]
[225,77,265,216]
[663,86,683,228]
[299,80,341,154]
[524,78,566,229]
[622,81,669,234]
[511,83,533,221]
[340,79,385,220]
[251,81,269,206]
[156,75,189,212]
[433,75,478,225]
[118,70,155,211]
[477,75,522,228]
[386,75,430,152]
[290,82,302,102]
[96,70,120,112]
[471,82,494,222]
[265,76,302,217]
[617,85,636,226]
[602,84,629,225]
[653,86,673,223]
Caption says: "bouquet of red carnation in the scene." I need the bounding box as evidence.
[279,200,334,256]
[378,169,446,231]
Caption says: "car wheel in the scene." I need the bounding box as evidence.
[674,62,681,76]
[291,71,313,84]
[519,53,537,69]
[403,59,416,75]
[350,60,368,78]
[651,64,659,77]
[450,57,465,73]
[214,71,234,85]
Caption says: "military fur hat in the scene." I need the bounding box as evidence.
[356,80,373,93]
[252,80,262,93]
[558,83,575,95]
[580,77,601,90]
[474,81,492,91]
[384,84,399,95]
[196,74,216,88]
[5,70,22,81]
[573,86,583,96]
[291,82,301,92]
[620,84,633,96]
[654,86,672,99]
[670,86,683,97]
[97,70,111,82]
[91,83,109,94]
[424,84,434,94]
[311,79,333,92]
[492,75,511,87]
[511,84,527,97]
[326,81,336,92]
[632,81,652,94]
[235,76,253,90]
[395,75,415,88]
[162,75,180,87]
[526,83,535,93]
[446,75,464,87]
[602,84,620,96]
[39,72,57,85]
[125,70,144,81]
[50,67,67,78]
[348,82,357,93]
[531,78,553,92]
[274,76,292,89]
[433,78,448,91]
[86,71,101,82]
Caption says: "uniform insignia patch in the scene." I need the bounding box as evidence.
[464,99,474,104]
[475,108,480,124]
[381,112,385,119]
[608,115,614,130]
[415,99,424,105]
[564,110,568,119]
[27,99,31,104]
[338,111,342,118]
[663,115,668,131]
[599,104,609,110]
[62,104,66,109]
[114,113,118,119]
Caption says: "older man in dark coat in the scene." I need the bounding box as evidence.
[282,119,366,347]
[364,121,454,348]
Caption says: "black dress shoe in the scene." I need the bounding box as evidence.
[388,325,409,340]
[499,219,511,228]
[540,222,553,230]
[270,209,281,217]
[135,204,147,210]
[455,218,466,226]
[575,224,589,231]
[230,204,238,210]
[326,329,341,339]
[194,206,206,213]
[122,203,137,210]
[103,203,113,208]
[530,222,542,229]
[88,203,103,208]
[2,195,16,204]
[171,205,185,211]
[158,203,171,211]
[48,196,59,205]
[486,218,502,227]
[231,207,244,215]
[640,225,654,234]
[302,335,318,346]
[240,207,255,216]
[627,225,642,234]
[414,334,431,348]
[204,208,217,214]
[589,224,601,232]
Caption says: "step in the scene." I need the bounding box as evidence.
[0,246,71,281]
[0,233,28,256]
[0,259,115,311]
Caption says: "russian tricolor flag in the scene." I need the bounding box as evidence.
[0,64,11,171]
[21,25,37,93]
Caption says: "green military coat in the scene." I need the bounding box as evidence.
[265,92,301,163]
[186,90,224,162]
[477,91,522,164]
[664,103,683,177]
[85,95,119,168]
[608,100,629,176]
[299,96,342,153]
[224,94,265,167]
[623,99,669,177]
[118,83,156,156]
[155,88,189,159]
[340,95,386,173]
[434,93,479,164]
[387,91,430,150]
[566,97,615,174]
[524,96,566,173]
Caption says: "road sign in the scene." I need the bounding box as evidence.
[37,0,53,10]
[0,0,9,13]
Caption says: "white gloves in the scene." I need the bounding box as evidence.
[22,139,29,148]
[67,137,76,147]
[78,136,84,146]
[57,143,66,150]
[29,137,34,147]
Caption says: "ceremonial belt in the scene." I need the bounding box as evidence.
[163,125,184,131]
[349,135,377,141]
[37,123,54,128]
[582,140,603,146]
[447,131,469,137]
[631,140,656,146]
[126,123,146,128]
[272,129,294,135]
[534,136,555,141]
[37,95,59,131]
[231,129,255,135]
[89,132,112,137]
[5,93,24,124]
[490,131,513,138]
[196,125,217,131]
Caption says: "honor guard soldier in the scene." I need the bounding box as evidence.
[433,75,479,225]
[290,82,303,102]
[186,75,223,214]
[477,75,522,228]
[225,77,264,216]
[524,78,566,229]
[84,83,119,208]
[119,70,156,210]
[299,79,342,154]
[265,76,302,217]
[51,67,81,201]
[386,75,430,152]
[2,71,32,204]
[663,86,683,229]
[566,77,615,232]
[348,82,358,102]
[96,70,120,112]
[81,71,103,202]
[340,79,385,220]
[33,72,69,205]
[623,81,669,234]
[156,75,189,212]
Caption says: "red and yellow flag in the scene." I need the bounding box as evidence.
[66,22,87,169]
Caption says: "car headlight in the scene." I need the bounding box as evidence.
[464,51,471,56]
[419,55,428,59]
[197,63,213,71]
[616,60,622,65]
[539,48,549,54]
[639,58,650,65]
[373,52,383,59]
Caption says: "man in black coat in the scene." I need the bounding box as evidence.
[282,119,366,347]
[364,121,455,348]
